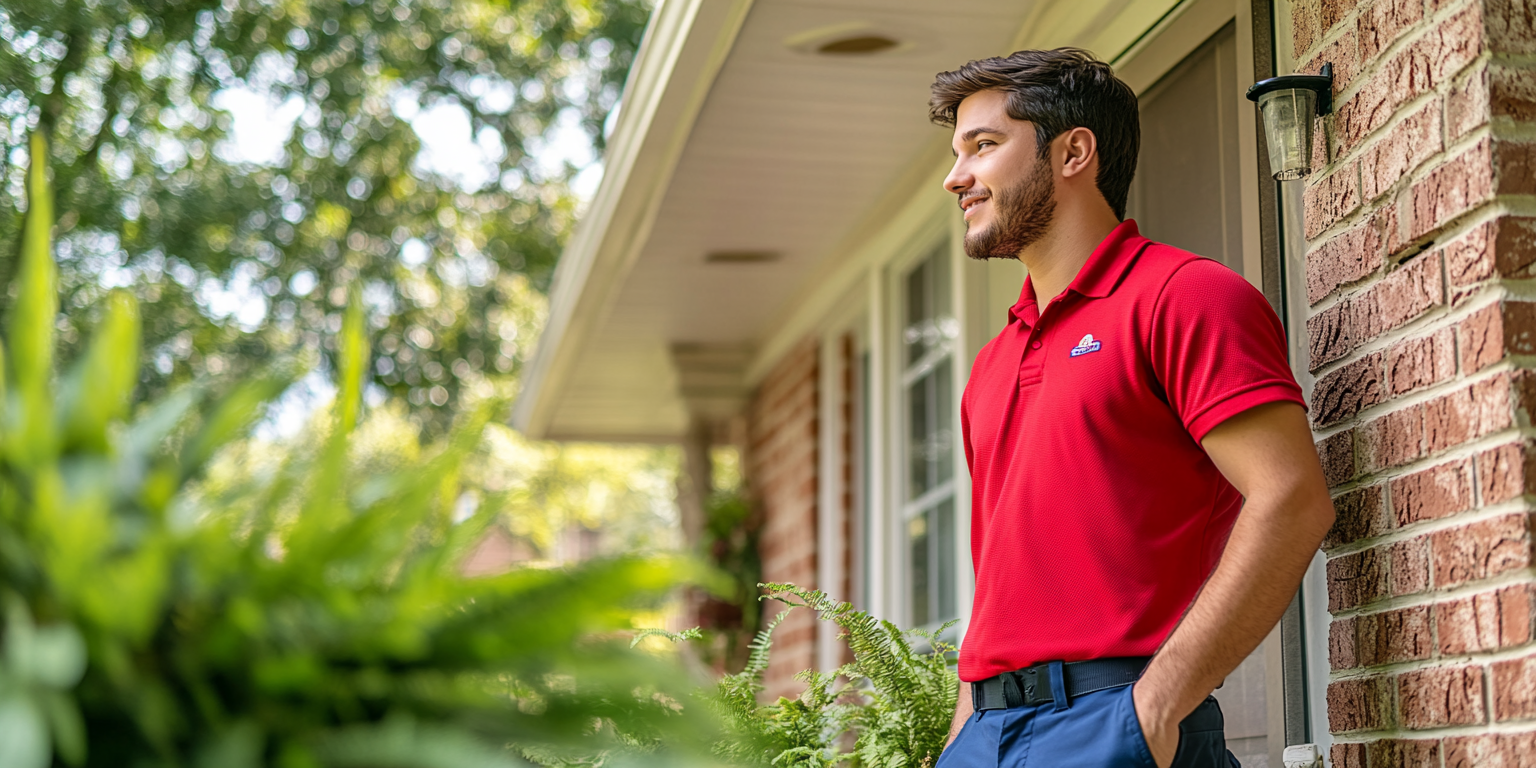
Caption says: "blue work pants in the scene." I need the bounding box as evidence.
[934,683,1239,768]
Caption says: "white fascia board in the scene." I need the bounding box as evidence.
[511,0,755,438]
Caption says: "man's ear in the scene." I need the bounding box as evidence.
[1058,127,1098,180]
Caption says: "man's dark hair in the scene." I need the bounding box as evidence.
[930,48,1139,220]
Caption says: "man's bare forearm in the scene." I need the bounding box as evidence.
[1132,479,1333,733]
[946,679,973,748]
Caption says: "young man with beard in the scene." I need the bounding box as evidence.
[928,49,1335,768]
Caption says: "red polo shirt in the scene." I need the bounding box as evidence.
[958,220,1305,682]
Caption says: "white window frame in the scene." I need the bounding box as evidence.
[816,287,869,671]
[880,219,967,634]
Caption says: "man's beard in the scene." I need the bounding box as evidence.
[963,153,1056,260]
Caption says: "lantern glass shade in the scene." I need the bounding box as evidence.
[1256,87,1317,181]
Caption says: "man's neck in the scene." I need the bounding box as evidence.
[1018,208,1122,310]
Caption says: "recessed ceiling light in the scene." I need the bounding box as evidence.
[705,250,780,264]
[818,35,899,55]
[784,23,914,57]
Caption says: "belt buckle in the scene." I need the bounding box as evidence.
[1014,665,1043,705]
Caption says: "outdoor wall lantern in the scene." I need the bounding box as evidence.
[1246,64,1334,181]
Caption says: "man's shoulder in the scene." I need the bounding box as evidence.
[1127,240,1253,301]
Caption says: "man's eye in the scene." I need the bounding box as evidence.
[977,140,995,149]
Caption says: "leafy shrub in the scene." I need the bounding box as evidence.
[687,583,958,768]
[0,135,713,767]
[691,489,762,673]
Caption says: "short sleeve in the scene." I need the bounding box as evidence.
[1149,259,1306,443]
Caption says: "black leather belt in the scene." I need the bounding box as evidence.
[972,657,1151,711]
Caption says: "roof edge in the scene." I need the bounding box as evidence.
[511,0,756,438]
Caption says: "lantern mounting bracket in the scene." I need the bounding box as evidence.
[1245,63,1334,116]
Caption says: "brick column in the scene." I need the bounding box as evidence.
[747,336,819,701]
[1296,0,1536,763]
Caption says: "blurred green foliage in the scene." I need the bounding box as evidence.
[0,134,715,768]
[693,488,761,673]
[0,0,649,431]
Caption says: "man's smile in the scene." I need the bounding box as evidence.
[960,193,989,220]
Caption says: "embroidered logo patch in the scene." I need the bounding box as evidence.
[1069,334,1102,357]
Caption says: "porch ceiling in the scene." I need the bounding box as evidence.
[514,0,1177,442]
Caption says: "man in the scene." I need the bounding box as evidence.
[929,49,1335,768]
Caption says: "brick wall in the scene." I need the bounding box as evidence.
[747,336,819,701]
[1296,0,1536,763]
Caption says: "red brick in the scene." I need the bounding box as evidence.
[1367,738,1441,768]
[1438,584,1536,655]
[1445,731,1536,768]
[1329,547,1391,610]
[1357,0,1424,59]
[1462,302,1507,373]
[1424,374,1513,454]
[1356,605,1434,664]
[1308,206,1404,305]
[1375,203,1407,259]
[1320,0,1359,32]
[1446,216,1536,291]
[1332,616,1361,670]
[1339,5,1483,153]
[1310,301,1356,370]
[1411,138,1496,239]
[1488,0,1536,55]
[1386,326,1456,396]
[1448,63,1536,140]
[1391,458,1474,525]
[748,336,820,701]
[1492,65,1536,122]
[1493,653,1536,720]
[1499,141,1536,196]
[1431,513,1534,588]
[1309,224,1382,305]
[1449,63,1491,141]
[1391,535,1433,596]
[1360,403,1424,471]
[1305,163,1362,239]
[1327,485,1390,549]
[1479,441,1536,505]
[1500,583,1536,647]
[1400,665,1486,728]
[1350,251,1444,346]
[1294,0,1321,61]
[1339,58,1404,152]
[1328,675,1394,732]
[1303,30,1362,95]
[1332,742,1366,768]
[1314,352,1386,426]
[1319,429,1359,486]
[1362,101,1443,202]
[1505,300,1536,357]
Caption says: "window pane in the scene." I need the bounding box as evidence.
[931,246,952,325]
[908,514,929,627]
[935,499,955,621]
[909,368,931,498]
[934,357,953,488]
[905,260,929,366]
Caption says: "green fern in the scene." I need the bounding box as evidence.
[759,583,959,768]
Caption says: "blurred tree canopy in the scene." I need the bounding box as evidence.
[0,0,649,431]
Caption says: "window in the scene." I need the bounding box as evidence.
[900,246,958,627]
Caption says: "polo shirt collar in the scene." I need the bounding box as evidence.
[1009,219,1149,326]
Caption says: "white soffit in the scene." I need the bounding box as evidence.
[516,0,1184,442]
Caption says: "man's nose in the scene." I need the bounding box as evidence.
[943,157,972,195]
